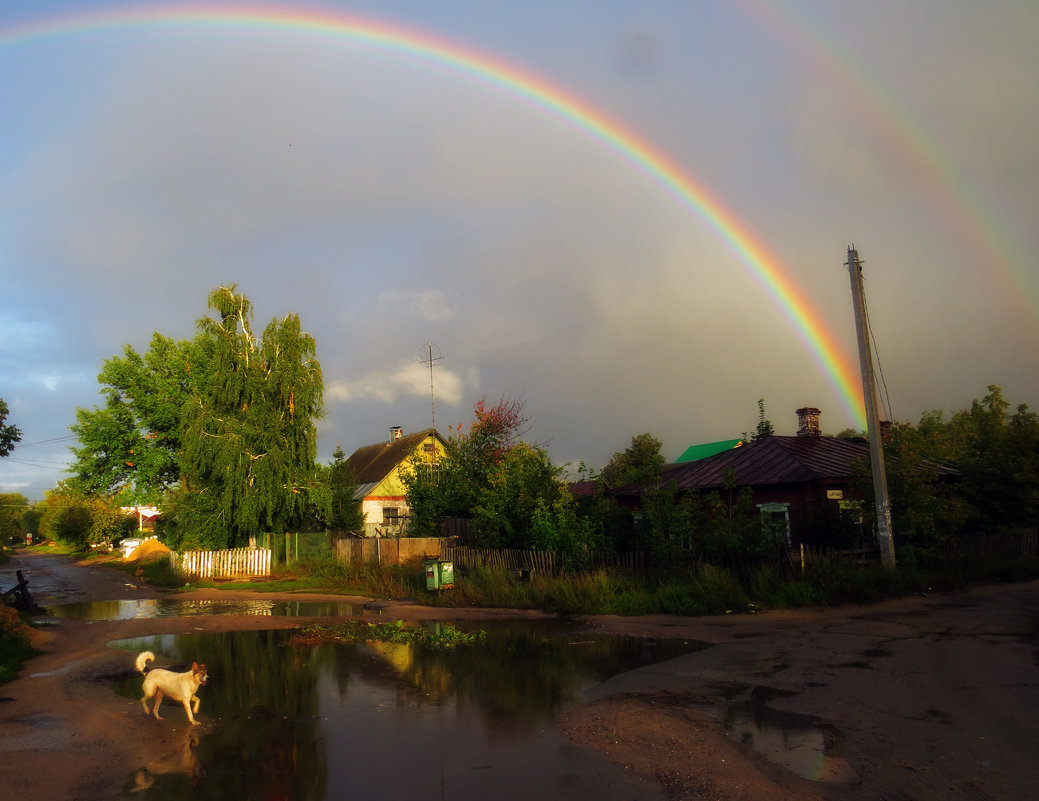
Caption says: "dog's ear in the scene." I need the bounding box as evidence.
[192,661,199,670]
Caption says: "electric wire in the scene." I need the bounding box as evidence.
[861,272,894,422]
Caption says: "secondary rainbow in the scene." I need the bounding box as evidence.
[1,4,867,428]
[740,0,1036,322]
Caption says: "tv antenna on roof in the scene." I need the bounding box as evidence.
[420,343,444,433]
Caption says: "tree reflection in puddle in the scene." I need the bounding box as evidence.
[113,621,706,800]
[47,598,369,620]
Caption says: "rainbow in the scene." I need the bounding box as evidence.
[1,4,868,428]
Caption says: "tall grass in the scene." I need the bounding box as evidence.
[132,545,1039,617]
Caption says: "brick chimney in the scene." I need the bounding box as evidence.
[795,407,822,437]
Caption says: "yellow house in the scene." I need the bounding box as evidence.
[345,427,447,537]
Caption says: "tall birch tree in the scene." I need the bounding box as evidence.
[178,286,325,548]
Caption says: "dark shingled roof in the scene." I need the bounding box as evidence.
[615,436,872,495]
[615,435,959,496]
[345,429,443,498]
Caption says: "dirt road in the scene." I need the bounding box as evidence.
[2,550,1037,800]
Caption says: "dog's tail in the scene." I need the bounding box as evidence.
[135,651,155,674]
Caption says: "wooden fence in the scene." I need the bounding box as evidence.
[955,528,1038,558]
[336,536,456,566]
[173,548,272,579]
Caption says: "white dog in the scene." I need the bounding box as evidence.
[136,651,208,726]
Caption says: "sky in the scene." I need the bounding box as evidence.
[1,1,1037,501]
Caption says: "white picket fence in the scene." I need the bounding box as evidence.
[173,548,272,579]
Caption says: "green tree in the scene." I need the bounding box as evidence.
[404,397,572,548]
[0,493,29,543]
[750,398,775,440]
[531,484,596,562]
[951,385,1039,528]
[599,433,665,490]
[322,444,364,535]
[68,333,214,503]
[0,398,21,457]
[471,441,563,548]
[37,485,93,547]
[681,469,779,575]
[875,420,969,557]
[22,506,43,541]
[178,286,325,549]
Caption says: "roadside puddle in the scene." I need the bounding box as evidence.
[110,622,707,800]
[713,682,857,783]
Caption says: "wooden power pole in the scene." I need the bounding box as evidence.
[846,246,896,568]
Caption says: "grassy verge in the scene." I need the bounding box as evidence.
[286,551,1039,617]
[100,542,1039,617]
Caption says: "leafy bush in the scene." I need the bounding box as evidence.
[687,564,749,614]
[0,604,37,684]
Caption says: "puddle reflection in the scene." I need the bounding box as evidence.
[46,598,369,620]
[114,622,705,800]
[720,685,858,783]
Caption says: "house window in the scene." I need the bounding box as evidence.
[838,499,863,524]
[423,443,436,454]
[757,502,791,544]
[383,507,399,524]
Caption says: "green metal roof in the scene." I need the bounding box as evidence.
[675,438,744,463]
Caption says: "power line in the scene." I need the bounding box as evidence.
[860,270,895,422]
[10,435,77,448]
[2,457,71,468]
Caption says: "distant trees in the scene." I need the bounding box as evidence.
[0,493,29,543]
[0,398,21,457]
[34,485,132,548]
[598,433,665,490]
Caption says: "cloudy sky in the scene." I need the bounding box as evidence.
[2,1,1037,500]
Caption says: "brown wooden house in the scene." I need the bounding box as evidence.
[610,408,957,547]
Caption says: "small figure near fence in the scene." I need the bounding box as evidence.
[136,564,145,589]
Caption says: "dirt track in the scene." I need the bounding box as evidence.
[2,550,1037,800]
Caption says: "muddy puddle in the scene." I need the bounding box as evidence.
[715,683,858,783]
[111,621,705,800]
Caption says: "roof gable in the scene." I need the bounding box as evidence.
[345,429,445,487]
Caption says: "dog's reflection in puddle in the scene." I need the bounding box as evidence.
[129,728,205,792]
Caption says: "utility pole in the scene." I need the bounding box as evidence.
[846,246,895,568]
